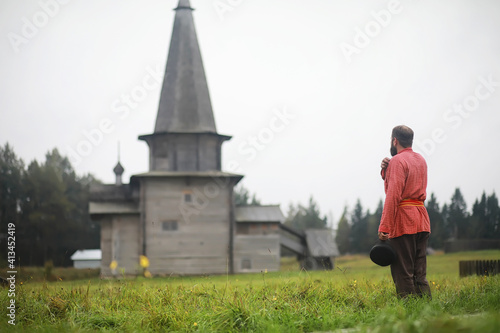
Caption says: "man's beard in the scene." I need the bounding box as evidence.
[390,144,398,157]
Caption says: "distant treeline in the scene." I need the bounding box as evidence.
[2,142,498,266]
[0,143,99,267]
[335,189,500,254]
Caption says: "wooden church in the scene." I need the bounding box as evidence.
[89,0,285,277]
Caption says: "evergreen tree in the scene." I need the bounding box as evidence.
[285,196,327,231]
[365,200,383,249]
[441,203,451,241]
[486,192,500,239]
[427,193,446,248]
[349,199,368,253]
[284,203,297,224]
[448,188,469,239]
[472,191,500,239]
[471,192,488,238]
[234,185,261,206]
[21,157,74,265]
[0,145,100,266]
[335,206,350,254]
[0,143,25,265]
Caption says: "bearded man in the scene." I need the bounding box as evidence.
[378,125,432,298]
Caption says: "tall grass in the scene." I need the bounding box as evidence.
[14,266,100,282]
[1,250,499,332]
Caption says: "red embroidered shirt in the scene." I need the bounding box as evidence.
[378,148,431,238]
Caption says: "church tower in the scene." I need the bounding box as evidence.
[90,0,289,278]
[139,0,230,171]
[89,0,287,278]
[132,0,243,275]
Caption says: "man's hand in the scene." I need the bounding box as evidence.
[381,157,390,170]
[378,232,389,241]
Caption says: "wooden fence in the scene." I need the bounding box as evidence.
[459,260,500,277]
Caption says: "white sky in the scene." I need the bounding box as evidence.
[1,0,499,227]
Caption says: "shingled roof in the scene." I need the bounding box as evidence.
[235,205,285,223]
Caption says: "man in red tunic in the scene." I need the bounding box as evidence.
[378,125,432,298]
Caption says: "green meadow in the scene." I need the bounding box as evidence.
[1,250,499,332]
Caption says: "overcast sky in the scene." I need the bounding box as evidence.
[1,0,499,227]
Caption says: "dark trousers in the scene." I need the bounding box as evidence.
[389,232,432,298]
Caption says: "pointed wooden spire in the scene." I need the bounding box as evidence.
[139,0,231,171]
[154,0,216,134]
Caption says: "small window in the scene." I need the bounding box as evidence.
[241,258,252,270]
[236,224,249,235]
[183,191,193,203]
[162,221,178,231]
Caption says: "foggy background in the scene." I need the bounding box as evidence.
[1,0,499,226]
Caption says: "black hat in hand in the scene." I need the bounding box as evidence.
[370,240,396,266]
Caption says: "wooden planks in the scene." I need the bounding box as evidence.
[459,260,500,277]
[234,235,280,273]
[144,177,232,275]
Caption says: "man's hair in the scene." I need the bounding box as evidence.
[392,125,414,148]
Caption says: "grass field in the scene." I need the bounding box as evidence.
[1,250,499,332]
